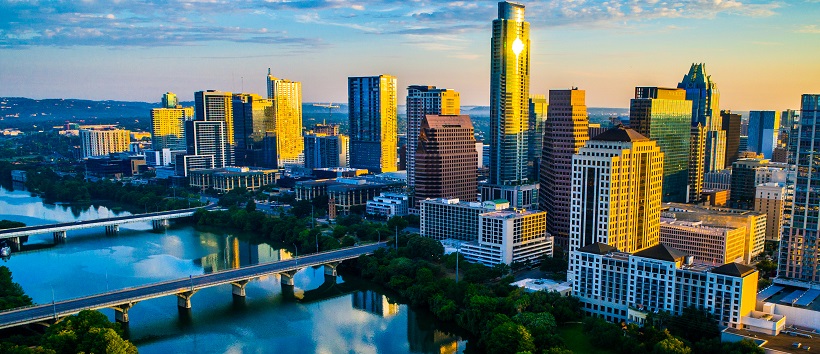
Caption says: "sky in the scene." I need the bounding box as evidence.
[0,0,818,110]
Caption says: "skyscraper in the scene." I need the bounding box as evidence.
[748,110,781,159]
[528,94,548,181]
[414,115,477,207]
[629,87,692,203]
[161,92,178,108]
[678,63,725,174]
[721,110,742,168]
[779,94,820,283]
[185,120,228,169]
[406,85,460,193]
[348,75,398,173]
[489,1,530,186]
[689,123,707,202]
[568,126,663,281]
[194,90,234,166]
[232,93,274,167]
[540,89,589,248]
[267,70,305,167]
[80,128,131,158]
[304,125,348,169]
[151,105,192,151]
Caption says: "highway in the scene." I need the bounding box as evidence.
[0,242,385,329]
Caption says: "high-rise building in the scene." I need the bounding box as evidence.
[629,87,692,203]
[528,94,548,181]
[231,93,274,167]
[689,124,707,201]
[489,1,530,186]
[348,75,398,173]
[730,158,769,208]
[80,128,131,158]
[151,106,192,151]
[194,90,234,166]
[161,92,178,108]
[185,120,228,168]
[267,70,305,167]
[678,63,725,174]
[304,134,349,169]
[779,94,820,283]
[665,203,766,264]
[406,85,460,193]
[755,183,785,242]
[739,135,749,153]
[721,110,742,168]
[748,111,781,159]
[568,126,663,282]
[414,115,477,207]
[540,89,589,248]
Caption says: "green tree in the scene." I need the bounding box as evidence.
[0,266,33,311]
[652,337,691,354]
[245,199,256,212]
[665,307,719,343]
[387,216,409,232]
[485,321,536,354]
[405,235,444,261]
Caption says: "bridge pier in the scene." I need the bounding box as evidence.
[53,231,67,244]
[176,290,197,309]
[280,270,300,286]
[231,279,251,297]
[113,302,136,324]
[105,225,120,236]
[152,219,169,231]
[9,237,21,251]
[323,262,340,277]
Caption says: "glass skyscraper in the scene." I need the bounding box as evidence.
[629,87,692,203]
[678,63,725,174]
[348,75,398,173]
[267,70,305,167]
[779,94,820,283]
[748,110,781,159]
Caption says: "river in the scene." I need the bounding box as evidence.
[0,185,466,353]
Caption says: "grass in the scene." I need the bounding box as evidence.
[558,322,614,354]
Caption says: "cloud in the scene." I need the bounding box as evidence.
[797,25,820,34]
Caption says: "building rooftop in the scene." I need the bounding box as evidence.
[711,262,756,277]
[422,115,474,129]
[480,208,543,219]
[634,243,689,262]
[591,125,650,142]
[578,242,619,255]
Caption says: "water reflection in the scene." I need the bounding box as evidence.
[408,310,460,354]
[352,290,400,317]
[194,234,291,273]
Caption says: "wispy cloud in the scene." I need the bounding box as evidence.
[796,25,820,33]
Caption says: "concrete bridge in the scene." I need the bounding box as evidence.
[0,205,215,250]
[0,242,385,330]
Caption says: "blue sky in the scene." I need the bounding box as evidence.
[0,0,818,110]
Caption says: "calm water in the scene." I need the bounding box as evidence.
[0,186,465,354]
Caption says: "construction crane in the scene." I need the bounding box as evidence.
[313,103,340,121]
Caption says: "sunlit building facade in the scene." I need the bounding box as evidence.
[185,120,228,169]
[528,94,548,181]
[151,106,192,151]
[348,75,398,173]
[232,93,274,167]
[678,63,725,174]
[80,128,131,158]
[267,70,305,167]
[406,85,460,192]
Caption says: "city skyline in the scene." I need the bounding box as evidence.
[1,1,818,110]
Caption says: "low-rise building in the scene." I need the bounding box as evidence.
[573,242,758,329]
[660,217,746,264]
[702,189,729,207]
[419,198,509,241]
[295,177,402,216]
[188,167,279,193]
[366,193,410,218]
[460,208,553,266]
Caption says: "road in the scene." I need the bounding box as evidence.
[0,242,385,329]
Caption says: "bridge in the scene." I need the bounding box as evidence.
[0,242,385,330]
[0,205,215,249]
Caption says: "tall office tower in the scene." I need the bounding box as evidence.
[348,75,398,173]
[779,94,820,283]
[489,1,530,186]
[194,90,234,165]
[540,89,589,247]
[303,133,349,169]
[748,111,781,159]
[629,87,692,203]
[151,106,192,151]
[721,110,742,168]
[730,158,769,208]
[231,93,274,167]
[80,128,131,158]
[739,136,749,152]
[781,109,798,131]
[414,115,478,207]
[528,94,548,181]
[568,126,663,281]
[755,183,785,242]
[185,120,228,168]
[266,71,305,167]
[689,124,707,201]
[406,85,460,193]
[161,92,178,108]
[678,63,725,174]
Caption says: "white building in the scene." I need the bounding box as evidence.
[420,198,508,241]
[460,208,553,266]
[366,192,410,218]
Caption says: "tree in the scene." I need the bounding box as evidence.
[245,199,256,212]
[665,307,720,343]
[387,216,409,232]
[405,235,444,261]
[0,266,33,311]
[652,337,691,354]
[484,321,536,354]
[43,310,137,354]
[291,200,313,218]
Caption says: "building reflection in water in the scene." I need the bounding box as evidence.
[351,290,399,317]
[407,309,459,354]
[196,235,290,273]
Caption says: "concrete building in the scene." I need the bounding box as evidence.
[660,218,746,264]
[779,94,820,284]
[266,70,305,167]
[689,123,707,202]
[366,192,410,218]
[702,189,729,207]
[80,128,131,158]
[185,120,228,169]
[348,75,398,173]
[174,154,215,177]
[572,242,758,329]
[748,111,781,159]
[194,90,234,165]
[419,198,509,242]
[704,169,732,191]
[144,148,185,167]
[629,87,693,203]
[414,115,477,208]
[460,208,553,266]
[664,203,766,264]
[405,85,460,193]
[188,167,279,193]
[303,133,349,169]
[294,178,402,216]
[722,110,742,169]
[539,88,589,248]
[755,183,785,242]
[150,105,192,151]
[731,158,769,208]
